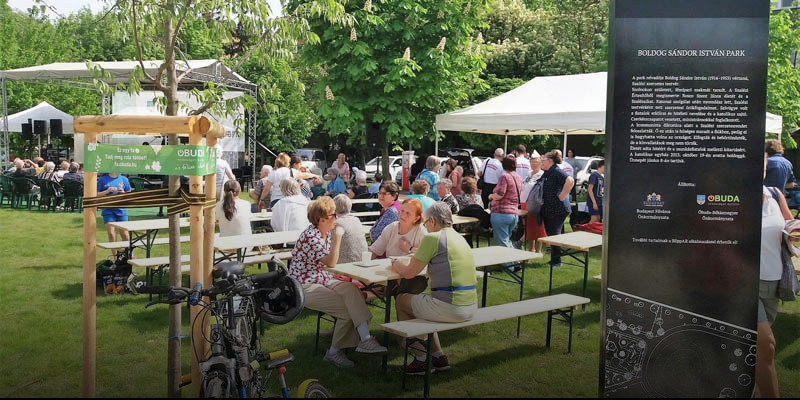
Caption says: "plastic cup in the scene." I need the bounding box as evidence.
[362,251,373,262]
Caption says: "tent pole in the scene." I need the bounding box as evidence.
[2,77,8,169]
[504,134,508,155]
[435,131,439,156]
[562,129,567,156]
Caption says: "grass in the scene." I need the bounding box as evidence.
[0,205,798,398]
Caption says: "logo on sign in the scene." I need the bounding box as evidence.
[644,192,664,207]
[696,195,706,205]
[700,194,741,206]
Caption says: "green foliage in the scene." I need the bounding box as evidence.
[298,0,490,153]
[767,8,800,149]
[484,0,608,81]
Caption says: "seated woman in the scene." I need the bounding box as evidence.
[271,178,310,232]
[404,180,435,211]
[325,167,348,197]
[454,176,484,209]
[390,202,477,374]
[348,170,370,199]
[333,194,369,264]
[370,198,428,295]
[370,181,402,242]
[215,180,252,237]
[290,197,387,368]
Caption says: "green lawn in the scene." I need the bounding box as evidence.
[0,206,798,398]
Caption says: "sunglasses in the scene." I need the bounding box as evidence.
[328,213,337,218]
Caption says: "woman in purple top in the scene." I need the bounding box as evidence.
[370,181,402,242]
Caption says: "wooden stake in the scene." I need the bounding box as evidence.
[73,115,225,137]
[167,133,182,398]
[189,132,206,398]
[82,133,98,398]
[203,137,217,296]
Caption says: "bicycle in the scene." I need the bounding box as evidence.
[139,259,331,398]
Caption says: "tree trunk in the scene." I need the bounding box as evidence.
[367,120,388,182]
[163,15,183,399]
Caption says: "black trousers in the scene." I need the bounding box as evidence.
[542,213,567,265]
[481,183,497,209]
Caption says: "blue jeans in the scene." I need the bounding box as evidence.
[491,213,518,267]
[542,213,567,265]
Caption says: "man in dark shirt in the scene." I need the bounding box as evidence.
[12,158,36,177]
[541,151,574,269]
[764,139,796,194]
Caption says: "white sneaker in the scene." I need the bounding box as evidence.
[356,336,388,354]
[323,350,355,368]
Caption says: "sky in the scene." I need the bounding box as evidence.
[7,0,283,19]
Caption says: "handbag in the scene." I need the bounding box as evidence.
[477,159,490,190]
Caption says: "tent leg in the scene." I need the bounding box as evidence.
[504,134,508,155]
[2,77,8,169]
[435,131,439,156]
[562,129,567,156]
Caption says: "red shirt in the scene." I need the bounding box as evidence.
[491,172,522,214]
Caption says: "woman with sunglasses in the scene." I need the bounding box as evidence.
[290,196,387,368]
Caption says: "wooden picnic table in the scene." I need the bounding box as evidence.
[328,245,541,373]
[351,198,380,204]
[107,213,271,257]
[537,231,603,306]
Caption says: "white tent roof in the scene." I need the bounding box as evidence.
[0,101,74,133]
[0,59,252,88]
[436,71,783,135]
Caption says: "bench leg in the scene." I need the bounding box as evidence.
[582,251,589,311]
[382,280,395,375]
[546,310,553,348]
[315,311,322,355]
[548,260,554,295]
[424,333,433,398]
[517,265,525,338]
[568,308,574,353]
[481,269,488,308]
[402,337,411,390]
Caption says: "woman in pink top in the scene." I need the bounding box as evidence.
[488,155,523,268]
[445,159,463,196]
[335,153,350,182]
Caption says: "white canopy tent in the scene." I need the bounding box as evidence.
[0,59,257,171]
[435,71,783,153]
[0,101,74,133]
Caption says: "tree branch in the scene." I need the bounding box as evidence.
[190,101,218,116]
[132,0,158,83]
[229,29,272,75]
[175,45,194,83]
[99,0,123,21]
[170,0,193,52]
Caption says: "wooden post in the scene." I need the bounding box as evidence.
[166,135,182,398]
[189,132,206,398]
[203,137,217,295]
[82,133,98,398]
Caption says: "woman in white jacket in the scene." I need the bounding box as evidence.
[271,178,311,232]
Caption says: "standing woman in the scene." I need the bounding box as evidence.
[335,153,351,183]
[264,153,292,207]
[488,156,523,268]
[215,145,235,201]
[540,151,574,269]
[215,180,252,237]
[756,153,793,398]
[524,156,547,250]
[446,159,463,196]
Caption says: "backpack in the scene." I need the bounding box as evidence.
[525,179,545,214]
[458,204,491,230]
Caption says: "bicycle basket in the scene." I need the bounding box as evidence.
[254,274,305,325]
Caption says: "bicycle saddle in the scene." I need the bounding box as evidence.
[214,261,246,279]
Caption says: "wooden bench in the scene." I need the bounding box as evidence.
[380,293,590,398]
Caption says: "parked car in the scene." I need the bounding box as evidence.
[571,156,604,195]
[295,148,327,173]
[363,155,413,183]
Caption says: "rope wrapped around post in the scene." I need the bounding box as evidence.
[83,187,216,215]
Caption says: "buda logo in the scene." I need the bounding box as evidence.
[644,192,664,207]
[697,195,706,205]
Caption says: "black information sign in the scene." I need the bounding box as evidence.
[601,1,770,397]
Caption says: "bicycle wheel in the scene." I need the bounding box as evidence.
[297,380,331,398]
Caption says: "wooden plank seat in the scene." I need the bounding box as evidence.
[381,294,590,398]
